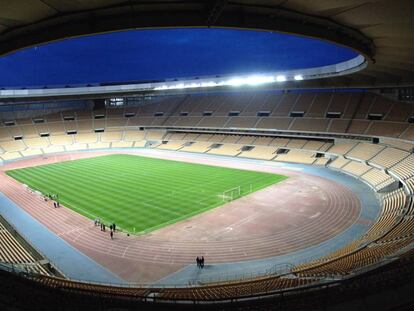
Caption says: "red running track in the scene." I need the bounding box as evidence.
[0,150,361,283]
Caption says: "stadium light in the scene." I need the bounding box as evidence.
[154,74,279,90]
[276,75,286,82]
[226,75,275,87]
[294,74,304,81]
[201,81,217,87]
[153,73,290,91]
[226,78,245,87]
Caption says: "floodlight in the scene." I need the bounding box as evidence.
[276,75,286,82]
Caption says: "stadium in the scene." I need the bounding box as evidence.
[0,1,414,310]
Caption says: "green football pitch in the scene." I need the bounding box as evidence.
[6,154,287,234]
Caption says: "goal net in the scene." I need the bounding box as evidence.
[222,186,241,202]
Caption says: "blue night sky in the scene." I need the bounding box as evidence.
[0,28,358,88]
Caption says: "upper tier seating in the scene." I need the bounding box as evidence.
[302,140,326,151]
[285,139,307,149]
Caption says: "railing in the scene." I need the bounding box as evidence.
[0,215,63,277]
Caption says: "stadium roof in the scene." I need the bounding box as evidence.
[0,29,362,88]
[0,0,413,88]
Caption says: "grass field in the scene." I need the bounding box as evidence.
[6,154,287,234]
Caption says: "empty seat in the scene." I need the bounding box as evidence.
[208,144,242,156]
[75,133,98,144]
[274,149,316,164]
[346,143,385,160]
[238,146,277,160]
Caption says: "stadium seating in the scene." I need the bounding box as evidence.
[285,139,308,149]
[145,130,166,141]
[181,141,212,153]
[157,141,185,150]
[238,146,277,160]
[21,149,43,157]
[0,140,26,152]
[0,218,51,275]
[369,147,410,168]
[0,152,22,161]
[274,149,316,165]
[49,135,73,146]
[341,160,371,177]
[100,131,123,142]
[269,137,290,147]
[328,156,350,169]
[24,137,49,149]
[326,142,357,155]
[346,143,385,161]
[75,133,98,144]
[123,130,146,141]
[3,90,414,299]
[208,144,242,156]
[314,157,330,166]
[360,168,395,190]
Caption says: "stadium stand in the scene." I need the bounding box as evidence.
[181,141,212,153]
[49,135,73,146]
[238,145,277,160]
[274,149,316,165]
[341,160,371,177]
[75,133,98,144]
[389,155,414,180]
[0,140,26,152]
[369,147,410,168]
[328,156,350,169]
[145,130,166,141]
[0,216,54,276]
[100,131,123,142]
[2,91,414,308]
[346,143,385,161]
[157,141,185,150]
[123,130,146,142]
[360,168,395,190]
[208,144,241,156]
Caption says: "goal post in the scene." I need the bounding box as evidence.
[222,186,241,202]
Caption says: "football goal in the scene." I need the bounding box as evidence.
[222,186,241,202]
